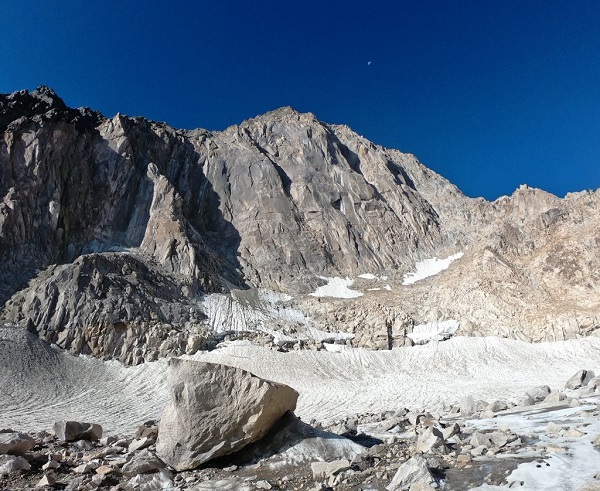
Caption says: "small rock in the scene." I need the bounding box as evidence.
[36,474,56,488]
[256,480,272,490]
[526,386,551,402]
[0,432,36,455]
[470,431,491,448]
[518,395,535,407]
[73,461,99,473]
[565,370,595,390]
[563,428,585,438]
[311,459,351,479]
[546,422,562,435]
[544,392,566,404]
[128,436,154,453]
[95,465,114,475]
[121,449,166,477]
[416,428,443,453]
[42,460,59,471]
[460,396,476,416]
[0,455,31,474]
[53,421,102,442]
[486,400,508,413]
[387,455,436,491]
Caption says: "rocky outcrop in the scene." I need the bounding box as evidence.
[155,359,298,471]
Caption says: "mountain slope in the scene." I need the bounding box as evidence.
[1,87,599,362]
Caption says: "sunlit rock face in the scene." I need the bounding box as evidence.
[2,87,600,362]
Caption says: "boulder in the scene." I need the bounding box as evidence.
[0,432,36,455]
[565,370,595,390]
[387,455,436,491]
[53,421,102,442]
[156,359,298,471]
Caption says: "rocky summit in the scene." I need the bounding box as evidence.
[1,87,600,490]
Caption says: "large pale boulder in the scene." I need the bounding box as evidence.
[156,359,298,471]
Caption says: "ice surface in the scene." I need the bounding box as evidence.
[3,331,600,439]
[469,397,600,490]
[309,276,363,298]
[407,319,460,344]
[402,252,464,285]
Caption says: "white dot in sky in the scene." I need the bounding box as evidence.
[368,61,372,65]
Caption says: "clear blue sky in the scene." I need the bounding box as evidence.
[2,1,599,200]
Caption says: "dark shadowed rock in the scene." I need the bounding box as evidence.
[156,359,298,471]
[53,421,102,442]
[0,432,36,455]
[565,369,595,390]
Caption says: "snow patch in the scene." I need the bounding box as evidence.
[309,277,363,298]
[358,273,377,280]
[402,252,464,285]
[408,320,460,344]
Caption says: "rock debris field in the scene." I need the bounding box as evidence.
[2,326,600,490]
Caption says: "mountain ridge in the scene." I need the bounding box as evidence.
[1,86,599,363]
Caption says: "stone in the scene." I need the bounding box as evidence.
[156,359,298,471]
[526,386,551,402]
[518,395,535,407]
[0,455,31,474]
[386,455,436,491]
[486,400,508,413]
[545,391,566,404]
[563,428,585,438]
[0,432,36,455]
[121,449,165,477]
[42,460,59,470]
[416,428,444,453]
[53,421,102,442]
[256,481,273,490]
[460,396,476,416]
[73,461,99,473]
[469,431,492,448]
[546,422,562,435]
[489,431,508,448]
[127,470,173,490]
[311,459,351,480]
[36,474,56,487]
[95,465,114,475]
[128,436,154,453]
[566,370,595,390]
[587,377,600,390]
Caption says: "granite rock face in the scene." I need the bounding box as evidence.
[2,87,600,359]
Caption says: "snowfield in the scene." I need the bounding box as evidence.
[309,276,363,298]
[2,327,600,439]
[402,252,464,285]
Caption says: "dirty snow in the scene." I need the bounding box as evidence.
[3,328,600,439]
[407,319,460,344]
[201,289,352,344]
[309,276,363,298]
[402,252,464,285]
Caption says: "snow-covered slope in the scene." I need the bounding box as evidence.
[3,326,600,435]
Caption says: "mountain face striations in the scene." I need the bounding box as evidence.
[1,87,599,363]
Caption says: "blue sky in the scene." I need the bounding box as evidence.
[2,1,599,200]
